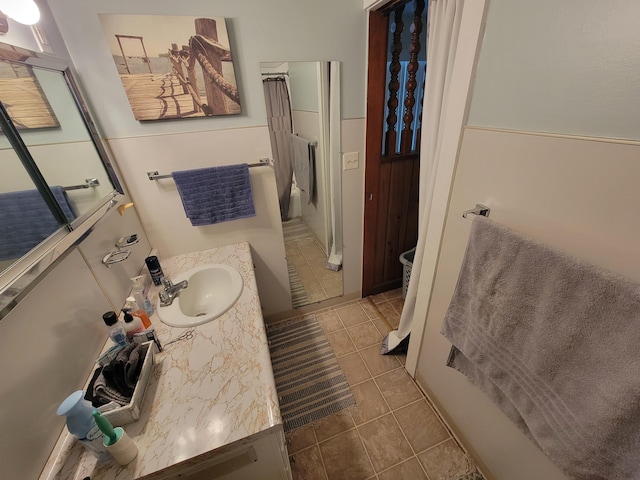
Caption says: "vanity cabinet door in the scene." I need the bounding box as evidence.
[182,428,292,480]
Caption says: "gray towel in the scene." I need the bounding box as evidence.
[94,371,132,406]
[441,216,640,480]
[172,164,255,226]
[290,134,315,203]
[94,343,146,406]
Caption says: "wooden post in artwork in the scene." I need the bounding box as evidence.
[170,43,189,94]
[194,18,228,115]
[184,45,201,112]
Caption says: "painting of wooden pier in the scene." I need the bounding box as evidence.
[99,14,241,121]
[0,61,59,130]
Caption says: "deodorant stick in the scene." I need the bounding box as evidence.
[145,256,164,285]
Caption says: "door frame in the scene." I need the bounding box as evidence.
[362,9,390,297]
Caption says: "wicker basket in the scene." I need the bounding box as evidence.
[399,248,416,299]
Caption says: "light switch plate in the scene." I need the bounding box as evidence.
[343,152,359,171]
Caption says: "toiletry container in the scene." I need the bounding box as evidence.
[122,310,145,339]
[125,296,152,329]
[57,391,111,462]
[125,298,163,351]
[93,411,138,465]
[131,275,154,316]
[102,311,128,347]
[145,256,164,286]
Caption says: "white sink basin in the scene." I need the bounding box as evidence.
[156,263,243,328]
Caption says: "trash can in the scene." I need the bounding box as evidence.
[399,248,416,299]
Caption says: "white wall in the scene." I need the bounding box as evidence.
[45,0,369,313]
[106,128,292,315]
[0,18,44,52]
[294,109,329,252]
[0,249,111,480]
[468,0,640,141]
[289,61,320,113]
[340,118,365,297]
[0,202,153,480]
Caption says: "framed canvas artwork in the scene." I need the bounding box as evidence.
[99,14,241,121]
[0,47,59,129]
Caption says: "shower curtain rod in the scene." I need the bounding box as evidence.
[261,72,289,76]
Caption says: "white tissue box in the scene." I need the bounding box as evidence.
[99,341,157,426]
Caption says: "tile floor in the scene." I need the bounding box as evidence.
[283,218,343,304]
[283,290,479,480]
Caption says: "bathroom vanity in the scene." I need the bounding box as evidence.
[40,242,291,480]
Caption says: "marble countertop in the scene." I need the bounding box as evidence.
[40,242,281,480]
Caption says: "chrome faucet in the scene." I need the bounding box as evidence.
[158,276,188,307]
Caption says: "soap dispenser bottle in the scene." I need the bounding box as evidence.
[56,391,111,462]
[122,310,145,339]
[125,296,152,329]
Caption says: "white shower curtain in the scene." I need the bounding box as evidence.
[383,0,466,353]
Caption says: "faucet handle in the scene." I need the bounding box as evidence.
[161,276,173,288]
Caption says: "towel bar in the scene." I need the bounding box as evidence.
[462,204,490,219]
[147,160,269,181]
[62,178,100,191]
[293,134,318,148]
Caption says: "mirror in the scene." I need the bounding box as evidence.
[260,61,342,308]
[0,43,122,289]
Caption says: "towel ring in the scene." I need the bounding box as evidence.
[462,204,490,219]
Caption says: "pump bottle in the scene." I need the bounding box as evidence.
[125,297,152,329]
[122,310,145,339]
[131,276,154,316]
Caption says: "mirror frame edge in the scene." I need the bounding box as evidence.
[0,43,126,320]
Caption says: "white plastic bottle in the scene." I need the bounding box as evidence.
[102,311,128,347]
[56,391,111,462]
[131,276,154,316]
[122,310,144,340]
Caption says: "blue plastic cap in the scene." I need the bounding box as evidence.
[56,390,84,416]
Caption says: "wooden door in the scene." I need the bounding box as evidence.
[362,1,426,296]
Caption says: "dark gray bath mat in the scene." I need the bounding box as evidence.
[267,316,355,432]
[287,264,309,308]
[454,471,485,480]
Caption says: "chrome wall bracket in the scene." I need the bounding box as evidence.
[462,204,490,219]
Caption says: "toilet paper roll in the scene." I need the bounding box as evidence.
[104,427,138,465]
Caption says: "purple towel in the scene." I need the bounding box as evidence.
[172,164,256,226]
